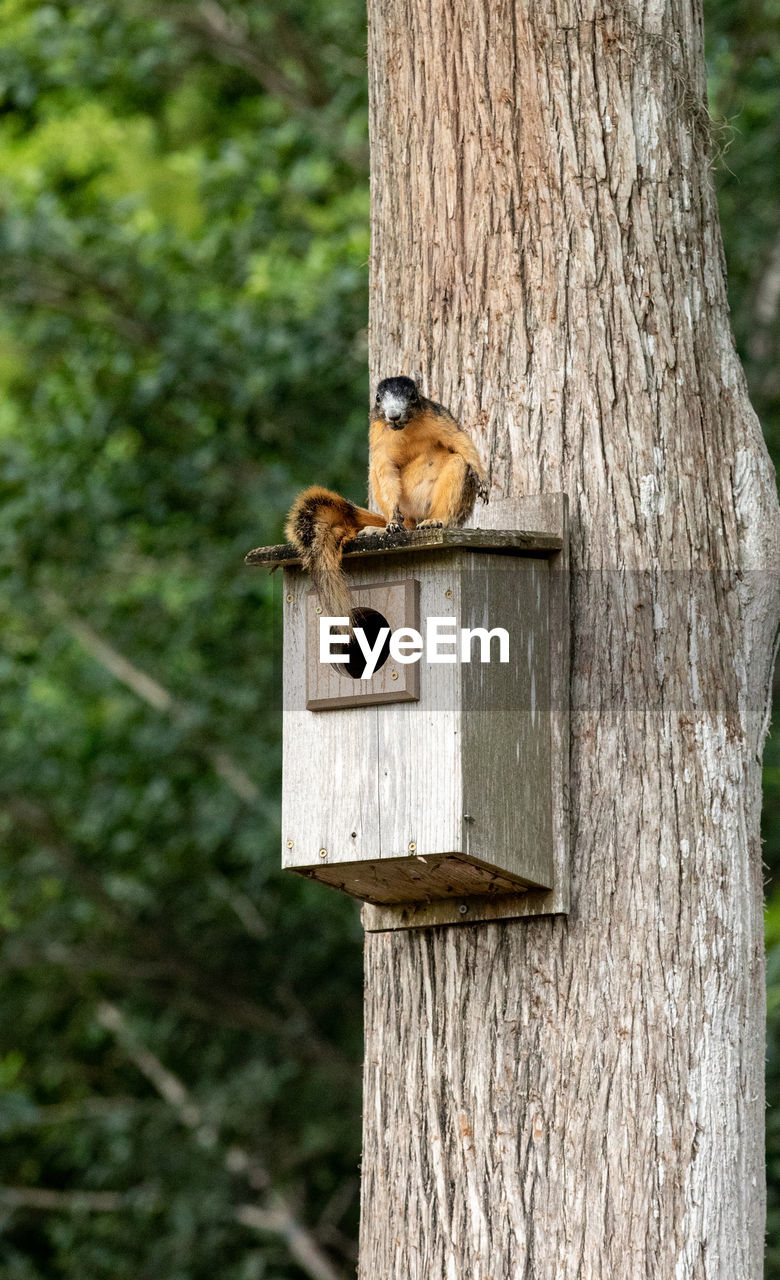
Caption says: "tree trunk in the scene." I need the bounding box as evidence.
[361,0,780,1276]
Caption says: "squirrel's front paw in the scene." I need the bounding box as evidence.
[418,518,444,529]
[385,508,408,535]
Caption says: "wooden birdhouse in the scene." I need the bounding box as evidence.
[246,495,569,930]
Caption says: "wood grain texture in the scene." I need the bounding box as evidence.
[282,552,460,875]
[459,555,552,886]
[360,0,780,1276]
[283,542,562,904]
[295,852,532,905]
[245,525,563,566]
[361,497,569,926]
[304,578,420,709]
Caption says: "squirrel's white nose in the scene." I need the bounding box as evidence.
[382,394,407,421]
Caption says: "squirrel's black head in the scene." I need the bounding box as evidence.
[374,376,421,429]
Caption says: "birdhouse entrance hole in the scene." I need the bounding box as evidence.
[333,608,392,679]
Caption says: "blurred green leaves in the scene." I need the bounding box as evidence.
[0,2,369,1276]
[707,0,780,460]
[0,0,777,1276]
[706,0,780,1266]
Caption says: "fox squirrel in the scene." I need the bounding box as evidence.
[285,376,488,618]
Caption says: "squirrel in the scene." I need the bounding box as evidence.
[285,376,488,619]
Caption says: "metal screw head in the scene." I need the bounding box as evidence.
[445,588,453,598]
[286,593,294,603]
[408,841,416,853]
[458,904,469,915]
[286,839,294,849]
[315,606,322,615]
[391,670,399,680]
[318,848,328,859]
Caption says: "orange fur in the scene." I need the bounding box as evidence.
[284,383,488,618]
[284,486,384,618]
[368,406,486,528]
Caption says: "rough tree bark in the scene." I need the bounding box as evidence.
[360,0,780,1276]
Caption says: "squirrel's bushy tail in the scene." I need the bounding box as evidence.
[285,486,385,618]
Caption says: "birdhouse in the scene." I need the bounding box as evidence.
[246,495,569,930]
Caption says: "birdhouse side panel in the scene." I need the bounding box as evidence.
[459,554,554,890]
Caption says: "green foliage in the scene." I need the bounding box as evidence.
[0,1,369,1275]
[0,0,776,1275]
[706,0,780,1268]
[706,0,780,461]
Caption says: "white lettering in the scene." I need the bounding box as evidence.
[389,627,424,664]
[460,627,509,663]
[319,618,351,662]
[319,616,511,671]
[427,617,458,663]
[355,626,391,679]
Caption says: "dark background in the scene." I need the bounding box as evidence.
[0,1,777,1276]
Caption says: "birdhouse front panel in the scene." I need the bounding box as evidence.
[279,540,554,905]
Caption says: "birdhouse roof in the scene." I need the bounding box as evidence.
[245,526,563,568]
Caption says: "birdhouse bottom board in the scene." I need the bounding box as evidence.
[281,542,558,908]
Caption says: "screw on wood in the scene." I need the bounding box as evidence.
[318,848,328,859]
[458,904,469,915]
[286,593,294,603]
[391,670,398,680]
[315,606,322,615]
[408,841,416,853]
[445,588,453,598]
[286,839,294,849]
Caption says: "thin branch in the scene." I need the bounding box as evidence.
[38,591,261,807]
[4,798,355,1067]
[0,933,281,1037]
[98,1002,203,1132]
[1,796,278,1033]
[237,1195,353,1277]
[0,1097,142,1131]
[314,1176,360,1260]
[0,1179,351,1271]
[167,0,331,109]
[0,1186,136,1213]
[129,0,367,168]
[0,266,159,346]
[208,875,269,941]
[5,796,124,920]
[97,1001,346,1280]
[55,612,173,712]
